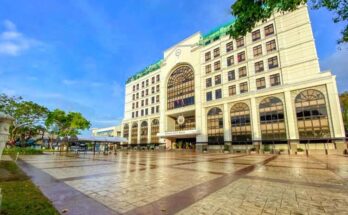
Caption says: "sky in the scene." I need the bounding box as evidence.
[0,0,347,133]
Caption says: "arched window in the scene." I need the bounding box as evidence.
[230,103,252,142]
[131,122,138,144]
[207,107,224,144]
[151,119,159,143]
[295,89,330,138]
[123,124,129,140]
[259,97,287,140]
[140,121,148,144]
[167,65,195,110]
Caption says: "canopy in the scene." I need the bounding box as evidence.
[58,136,128,143]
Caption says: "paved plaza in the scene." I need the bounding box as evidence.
[17,151,348,215]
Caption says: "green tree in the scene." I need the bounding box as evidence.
[229,0,348,44]
[45,109,91,138]
[340,91,348,130]
[0,94,49,145]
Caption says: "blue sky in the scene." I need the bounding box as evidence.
[0,0,347,133]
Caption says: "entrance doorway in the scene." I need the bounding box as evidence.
[174,138,196,150]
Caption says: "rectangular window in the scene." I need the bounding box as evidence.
[151,96,155,103]
[227,55,234,66]
[142,81,144,88]
[266,40,277,52]
[205,52,211,61]
[135,111,138,117]
[133,94,135,100]
[136,93,139,99]
[146,80,149,86]
[141,109,144,116]
[132,112,134,118]
[228,70,235,81]
[156,105,159,113]
[256,77,266,90]
[226,41,233,52]
[156,75,160,82]
[205,64,212,74]
[145,89,148,96]
[141,91,144,97]
[136,84,139,90]
[253,45,262,57]
[238,66,247,78]
[240,82,248,93]
[213,48,220,58]
[206,78,212,87]
[132,103,135,109]
[229,85,236,96]
[151,107,155,114]
[237,51,245,62]
[206,91,212,101]
[214,61,221,71]
[215,75,221,85]
[156,85,160,92]
[215,89,222,99]
[136,102,138,108]
[152,76,155,84]
[236,37,244,48]
[270,73,281,86]
[268,56,279,69]
[133,85,136,91]
[252,29,261,41]
[255,61,264,73]
[156,95,159,102]
[141,100,144,106]
[145,99,148,105]
[265,24,274,36]
[151,87,155,94]
[145,108,148,115]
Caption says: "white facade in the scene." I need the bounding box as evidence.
[121,6,345,152]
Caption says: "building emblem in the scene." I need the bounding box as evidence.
[177,115,185,125]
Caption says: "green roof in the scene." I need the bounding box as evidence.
[126,59,163,84]
[126,20,235,84]
[199,19,235,46]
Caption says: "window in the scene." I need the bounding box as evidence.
[237,51,245,62]
[140,121,148,144]
[167,65,195,110]
[132,112,134,118]
[156,85,160,92]
[228,70,235,81]
[141,91,144,97]
[215,89,222,99]
[145,99,148,105]
[230,103,252,142]
[151,87,155,94]
[205,64,212,74]
[213,48,220,58]
[136,84,139,90]
[295,89,330,138]
[229,85,236,96]
[240,82,248,93]
[135,111,138,117]
[151,119,159,143]
[141,100,144,106]
[132,103,135,109]
[268,56,278,69]
[142,81,145,88]
[151,97,155,104]
[215,75,221,85]
[206,78,212,87]
[156,95,159,102]
[207,107,224,144]
[270,74,281,86]
[133,94,135,100]
[146,80,149,86]
[253,45,262,57]
[227,55,234,66]
[131,123,138,144]
[236,37,244,48]
[141,109,144,116]
[238,66,247,78]
[264,24,274,36]
[152,76,155,84]
[156,75,160,82]
[256,77,266,90]
[266,40,276,52]
[156,105,159,113]
[214,61,221,71]
[226,41,233,52]
[259,97,287,140]
[205,52,211,62]
[136,102,138,108]
[255,61,264,73]
[133,85,136,91]
[252,29,261,41]
[145,108,148,115]
[136,93,139,99]
[151,107,155,114]
[145,89,148,96]
[206,91,212,101]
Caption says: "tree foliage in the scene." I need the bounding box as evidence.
[340,91,348,130]
[45,109,91,138]
[0,94,49,144]
[229,0,348,44]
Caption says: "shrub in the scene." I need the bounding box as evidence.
[297,148,304,152]
[263,144,271,152]
[3,147,43,155]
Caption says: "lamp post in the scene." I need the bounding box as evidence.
[0,112,14,161]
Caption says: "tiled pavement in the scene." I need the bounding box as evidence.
[17,151,348,215]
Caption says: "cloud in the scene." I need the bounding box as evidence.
[0,20,43,56]
[320,45,348,92]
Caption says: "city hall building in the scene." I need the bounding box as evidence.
[120,6,345,152]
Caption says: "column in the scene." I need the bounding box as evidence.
[284,91,299,154]
[147,119,152,144]
[250,97,261,152]
[223,103,232,145]
[137,121,141,145]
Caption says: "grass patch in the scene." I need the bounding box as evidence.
[0,161,59,215]
[3,148,43,155]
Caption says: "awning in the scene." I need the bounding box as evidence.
[58,136,128,143]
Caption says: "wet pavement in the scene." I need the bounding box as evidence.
[17,152,348,215]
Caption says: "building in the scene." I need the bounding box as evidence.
[92,125,122,137]
[121,6,346,153]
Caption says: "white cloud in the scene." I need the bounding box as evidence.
[0,20,43,56]
[320,45,348,92]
